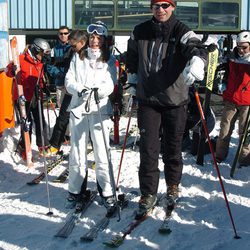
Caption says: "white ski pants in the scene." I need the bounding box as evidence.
[68,112,113,197]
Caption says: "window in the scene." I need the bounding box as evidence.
[74,0,114,29]
[73,0,241,33]
[201,1,240,30]
[117,1,151,30]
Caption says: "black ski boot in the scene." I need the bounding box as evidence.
[65,192,80,209]
[75,189,92,212]
[103,195,117,218]
[136,194,157,219]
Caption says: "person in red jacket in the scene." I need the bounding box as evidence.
[6,38,52,157]
[216,31,250,165]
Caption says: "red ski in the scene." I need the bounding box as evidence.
[10,36,33,167]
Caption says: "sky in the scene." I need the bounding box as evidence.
[0,113,250,250]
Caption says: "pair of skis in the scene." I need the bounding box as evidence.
[196,48,219,165]
[55,191,131,241]
[55,191,98,238]
[10,37,33,167]
[103,195,176,247]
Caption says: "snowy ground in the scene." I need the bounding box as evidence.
[0,110,250,250]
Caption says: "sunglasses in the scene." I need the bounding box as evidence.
[59,32,69,36]
[87,24,108,37]
[152,3,171,10]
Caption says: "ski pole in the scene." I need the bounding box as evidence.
[116,95,134,189]
[36,67,53,216]
[92,88,121,221]
[46,98,51,137]
[194,85,240,239]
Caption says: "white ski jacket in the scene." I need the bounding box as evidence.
[65,53,116,118]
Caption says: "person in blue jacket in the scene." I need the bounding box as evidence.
[46,26,72,108]
[46,26,74,154]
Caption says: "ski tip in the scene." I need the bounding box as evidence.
[11,36,17,45]
[103,234,124,247]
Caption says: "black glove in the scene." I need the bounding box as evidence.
[207,43,218,52]
[12,64,18,76]
[43,85,51,98]
[78,89,88,97]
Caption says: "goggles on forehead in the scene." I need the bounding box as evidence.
[87,24,108,37]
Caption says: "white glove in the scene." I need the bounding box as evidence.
[183,56,205,86]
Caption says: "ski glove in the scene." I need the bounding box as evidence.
[183,56,205,86]
[78,88,88,97]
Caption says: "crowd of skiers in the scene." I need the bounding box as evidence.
[3,0,250,217]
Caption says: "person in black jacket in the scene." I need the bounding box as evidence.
[46,27,75,154]
[126,0,208,216]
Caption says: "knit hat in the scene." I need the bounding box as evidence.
[151,0,176,7]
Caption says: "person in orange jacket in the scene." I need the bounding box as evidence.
[6,38,52,158]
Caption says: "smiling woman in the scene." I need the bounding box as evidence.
[64,22,118,216]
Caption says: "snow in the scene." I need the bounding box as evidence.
[0,111,250,250]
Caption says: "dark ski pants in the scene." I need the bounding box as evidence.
[138,104,187,196]
[49,93,72,149]
[20,101,49,149]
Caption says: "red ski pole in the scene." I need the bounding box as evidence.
[194,86,240,239]
[116,96,135,189]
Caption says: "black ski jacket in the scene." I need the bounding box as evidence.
[126,14,208,107]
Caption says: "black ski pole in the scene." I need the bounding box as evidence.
[92,88,121,221]
[194,85,240,239]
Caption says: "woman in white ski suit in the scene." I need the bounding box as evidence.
[65,25,116,200]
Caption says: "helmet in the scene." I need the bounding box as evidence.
[32,38,51,54]
[87,21,108,37]
[236,31,250,44]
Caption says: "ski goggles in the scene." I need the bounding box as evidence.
[87,23,108,37]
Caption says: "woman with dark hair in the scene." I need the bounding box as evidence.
[65,23,117,216]
[48,30,88,155]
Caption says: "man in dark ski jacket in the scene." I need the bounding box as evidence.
[46,26,72,108]
[46,26,74,154]
[126,0,208,215]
